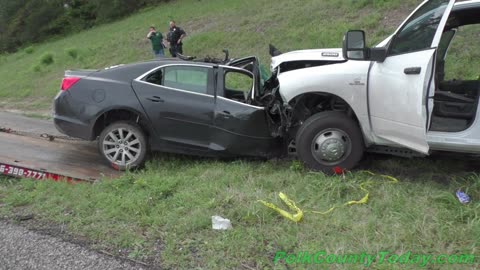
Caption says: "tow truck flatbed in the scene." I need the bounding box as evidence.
[0,113,121,182]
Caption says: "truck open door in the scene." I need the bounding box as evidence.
[368,0,456,154]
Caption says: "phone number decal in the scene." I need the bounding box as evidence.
[0,164,46,179]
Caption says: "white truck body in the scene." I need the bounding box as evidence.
[270,0,480,160]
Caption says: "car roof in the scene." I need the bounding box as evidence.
[143,58,218,68]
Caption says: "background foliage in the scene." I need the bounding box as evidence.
[0,0,170,53]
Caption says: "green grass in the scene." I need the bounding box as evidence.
[1,155,479,269]
[39,52,55,65]
[0,0,425,112]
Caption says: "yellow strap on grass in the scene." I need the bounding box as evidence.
[345,182,370,205]
[310,207,335,215]
[258,171,399,222]
[258,192,304,223]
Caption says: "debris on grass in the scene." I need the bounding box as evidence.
[212,216,233,230]
[456,190,471,204]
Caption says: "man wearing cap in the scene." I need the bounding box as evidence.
[146,26,165,58]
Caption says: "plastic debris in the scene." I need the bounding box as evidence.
[456,190,471,204]
[212,216,233,230]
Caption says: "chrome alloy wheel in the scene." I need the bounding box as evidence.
[311,128,352,166]
[102,128,142,167]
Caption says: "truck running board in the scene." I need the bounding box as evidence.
[366,145,426,158]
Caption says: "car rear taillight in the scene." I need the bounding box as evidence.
[61,77,81,91]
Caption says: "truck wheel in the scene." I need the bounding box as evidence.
[98,121,147,171]
[295,111,364,174]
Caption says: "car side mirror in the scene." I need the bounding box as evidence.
[343,30,367,60]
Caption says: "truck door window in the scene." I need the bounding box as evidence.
[389,0,450,55]
[444,24,479,80]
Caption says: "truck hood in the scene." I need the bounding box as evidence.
[270,48,344,71]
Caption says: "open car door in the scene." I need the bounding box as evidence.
[227,56,262,104]
[368,0,456,154]
[212,56,280,157]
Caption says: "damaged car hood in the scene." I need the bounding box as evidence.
[270,48,344,71]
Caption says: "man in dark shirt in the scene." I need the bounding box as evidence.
[146,26,164,58]
[167,20,186,57]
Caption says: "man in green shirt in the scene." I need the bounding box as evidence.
[146,26,165,58]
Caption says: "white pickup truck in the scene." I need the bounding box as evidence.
[264,0,479,173]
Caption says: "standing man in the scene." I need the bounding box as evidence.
[167,20,186,57]
[147,26,164,58]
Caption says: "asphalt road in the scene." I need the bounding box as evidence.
[0,221,146,270]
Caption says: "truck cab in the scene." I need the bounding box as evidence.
[266,0,480,173]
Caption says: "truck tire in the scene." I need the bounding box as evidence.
[295,111,364,174]
[98,121,147,171]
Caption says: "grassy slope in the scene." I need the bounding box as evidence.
[0,0,423,112]
[1,0,480,269]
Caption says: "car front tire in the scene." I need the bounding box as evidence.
[296,111,364,174]
[98,121,147,171]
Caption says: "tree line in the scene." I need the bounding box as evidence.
[0,0,170,53]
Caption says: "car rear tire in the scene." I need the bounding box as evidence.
[98,121,147,171]
[295,111,364,174]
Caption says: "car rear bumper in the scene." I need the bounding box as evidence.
[53,89,98,140]
[53,115,93,140]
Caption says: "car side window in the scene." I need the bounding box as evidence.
[144,69,163,85]
[163,66,209,94]
[389,0,450,55]
[224,71,253,101]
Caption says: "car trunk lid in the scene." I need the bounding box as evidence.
[64,69,98,78]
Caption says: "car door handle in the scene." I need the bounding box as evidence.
[146,96,164,103]
[404,67,421,75]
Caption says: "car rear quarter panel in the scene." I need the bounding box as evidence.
[55,80,146,139]
[55,63,161,140]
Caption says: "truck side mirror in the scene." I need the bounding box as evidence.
[343,30,367,60]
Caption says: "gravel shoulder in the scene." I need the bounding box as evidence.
[0,221,146,270]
